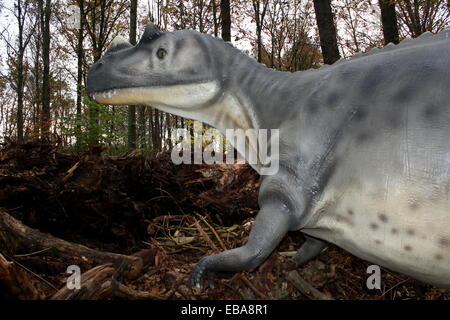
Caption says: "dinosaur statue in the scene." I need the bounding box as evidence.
[87,24,450,290]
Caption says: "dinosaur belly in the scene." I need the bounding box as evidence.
[303,177,450,289]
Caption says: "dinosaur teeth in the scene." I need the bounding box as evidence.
[92,89,120,100]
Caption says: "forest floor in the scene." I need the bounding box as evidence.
[0,141,448,300]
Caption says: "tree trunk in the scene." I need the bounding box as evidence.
[211,0,218,37]
[16,51,24,142]
[166,114,172,149]
[312,0,341,65]
[0,208,142,279]
[252,0,268,63]
[76,0,85,146]
[220,0,231,42]
[0,208,163,300]
[379,0,400,45]
[128,0,138,150]
[153,109,161,151]
[41,0,51,140]
[32,2,42,138]
[159,111,164,151]
[137,106,146,148]
[16,0,25,141]
[88,5,100,146]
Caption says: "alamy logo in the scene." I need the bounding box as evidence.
[66,265,81,290]
[171,121,280,175]
[366,265,381,290]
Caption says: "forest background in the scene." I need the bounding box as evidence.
[0,0,448,154]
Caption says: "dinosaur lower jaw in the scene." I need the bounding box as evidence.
[90,87,146,105]
[89,82,220,108]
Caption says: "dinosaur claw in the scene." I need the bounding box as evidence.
[189,262,206,289]
[207,272,216,289]
[189,258,217,289]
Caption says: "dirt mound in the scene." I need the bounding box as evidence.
[0,141,258,252]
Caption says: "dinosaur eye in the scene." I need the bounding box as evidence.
[156,48,167,59]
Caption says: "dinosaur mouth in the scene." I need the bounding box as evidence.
[89,81,220,108]
[89,87,140,105]
[90,86,170,106]
[90,89,120,101]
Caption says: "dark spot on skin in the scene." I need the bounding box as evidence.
[306,96,320,114]
[359,67,384,98]
[387,115,402,129]
[356,132,373,144]
[423,104,439,120]
[393,86,413,104]
[326,92,340,108]
[404,245,412,251]
[434,254,443,261]
[406,229,415,236]
[353,107,367,122]
[378,213,388,223]
[439,237,449,247]
[335,214,354,226]
[347,209,354,216]
[307,102,319,114]
[370,223,379,230]
[391,228,398,235]
[174,39,185,53]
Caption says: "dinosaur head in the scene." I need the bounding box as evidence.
[87,24,226,110]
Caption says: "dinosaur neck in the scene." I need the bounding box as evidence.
[199,54,299,173]
[212,53,296,133]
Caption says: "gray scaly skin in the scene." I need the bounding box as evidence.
[87,24,450,289]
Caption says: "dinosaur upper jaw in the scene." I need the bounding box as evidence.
[89,81,221,109]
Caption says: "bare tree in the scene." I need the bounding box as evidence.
[396,0,450,37]
[313,0,341,64]
[128,0,137,150]
[379,0,400,44]
[0,1,37,141]
[76,0,86,145]
[252,0,269,63]
[41,0,51,140]
[211,0,219,36]
[221,0,231,41]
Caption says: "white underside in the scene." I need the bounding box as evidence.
[303,178,450,289]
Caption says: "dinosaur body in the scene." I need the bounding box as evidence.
[87,25,450,289]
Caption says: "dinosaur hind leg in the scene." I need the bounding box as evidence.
[293,235,327,266]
